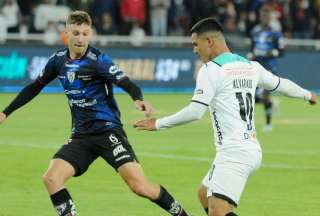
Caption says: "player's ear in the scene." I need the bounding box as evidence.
[207,36,214,48]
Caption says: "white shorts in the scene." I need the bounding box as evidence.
[202,149,262,206]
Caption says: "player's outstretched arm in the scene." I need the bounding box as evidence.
[256,62,317,106]
[134,118,156,131]
[134,101,207,131]
[273,78,317,105]
[117,77,154,117]
[1,80,46,120]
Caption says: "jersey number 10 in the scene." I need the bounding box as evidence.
[235,92,253,130]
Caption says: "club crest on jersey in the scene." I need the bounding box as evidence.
[109,65,121,75]
[67,71,76,83]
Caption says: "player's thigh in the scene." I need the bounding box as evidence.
[44,158,76,182]
[118,161,146,183]
[118,162,159,198]
[53,137,98,177]
[94,128,139,170]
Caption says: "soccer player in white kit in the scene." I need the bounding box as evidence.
[134,18,317,216]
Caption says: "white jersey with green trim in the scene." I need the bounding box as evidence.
[192,52,279,152]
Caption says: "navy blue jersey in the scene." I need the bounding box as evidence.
[38,46,126,135]
[250,25,284,74]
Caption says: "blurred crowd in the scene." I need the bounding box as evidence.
[1,0,320,42]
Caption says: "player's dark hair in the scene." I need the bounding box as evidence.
[190,17,224,35]
[67,10,92,26]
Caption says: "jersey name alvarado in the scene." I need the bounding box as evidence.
[233,79,253,89]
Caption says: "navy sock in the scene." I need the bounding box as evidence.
[152,186,189,216]
[50,188,77,216]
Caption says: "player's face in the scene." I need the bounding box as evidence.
[191,33,212,63]
[260,12,271,27]
[66,23,92,58]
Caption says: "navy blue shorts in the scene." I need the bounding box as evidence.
[53,127,139,177]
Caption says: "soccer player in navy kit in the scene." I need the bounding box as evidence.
[0,11,190,216]
[248,7,284,132]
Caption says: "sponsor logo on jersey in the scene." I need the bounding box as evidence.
[87,51,97,61]
[77,75,92,80]
[113,145,127,157]
[244,132,257,140]
[212,111,223,145]
[67,71,76,83]
[68,98,97,108]
[65,89,82,95]
[65,63,79,68]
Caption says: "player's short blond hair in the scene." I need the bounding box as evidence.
[66,10,92,26]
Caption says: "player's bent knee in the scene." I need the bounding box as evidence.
[127,179,149,198]
[42,172,63,187]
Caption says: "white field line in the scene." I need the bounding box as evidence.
[0,141,319,171]
[137,152,320,171]
[137,145,320,157]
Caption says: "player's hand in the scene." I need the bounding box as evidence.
[0,112,7,124]
[133,118,156,131]
[309,92,317,105]
[134,100,154,118]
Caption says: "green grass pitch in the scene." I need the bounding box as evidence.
[0,93,319,216]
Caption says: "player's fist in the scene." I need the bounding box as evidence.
[309,92,317,105]
[133,118,156,131]
[0,112,7,124]
[134,100,154,118]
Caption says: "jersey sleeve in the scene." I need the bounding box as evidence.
[254,61,280,91]
[37,54,58,85]
[191,65,217,106]
[97,53,126,83]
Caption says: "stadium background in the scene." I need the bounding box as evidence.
[0,0,320,216]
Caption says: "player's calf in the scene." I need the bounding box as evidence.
[197,184,209,214]
[119,162,191,216]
